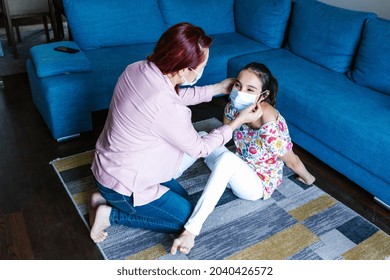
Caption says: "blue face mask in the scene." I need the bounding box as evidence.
[230,88,269,111]
[181,67,204,86]
[230,88,258,111]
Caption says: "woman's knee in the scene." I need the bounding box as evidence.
[159,191,193,224]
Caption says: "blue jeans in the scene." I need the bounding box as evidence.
[96,179,192,233]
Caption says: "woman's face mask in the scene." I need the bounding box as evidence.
[230,88,258,111]
[181,67,204,86]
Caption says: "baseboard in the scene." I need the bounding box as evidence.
[0,41,3,57]
[374,197,390,210]
[56,133,80,142]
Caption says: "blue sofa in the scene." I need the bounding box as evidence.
[26,0,390,206]
[27,0,289,141]
[227,0,390,208]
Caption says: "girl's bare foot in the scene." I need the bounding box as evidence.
[90,205,111,243]
[297,175,316,186]
[89,192,107,226]
[170,230,196,255]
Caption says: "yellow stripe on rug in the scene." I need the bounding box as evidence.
[226,223,319,260]
[126,244,167,260]
[343,231,390,260]
[73,189,96,206]
[288,194,337,221]
[51,150,94,172]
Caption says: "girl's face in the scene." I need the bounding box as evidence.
[235,70,262,94]
[234,69,268,102]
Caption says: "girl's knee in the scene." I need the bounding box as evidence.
[205,148,229,170]
[215,151,240,168]
[198,130,208,137]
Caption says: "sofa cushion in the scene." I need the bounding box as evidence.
[234,0,291,48]
[287,0,375,73]
[62,0,166,50]
[349,18,390,95]
[30,41,91,78]
[158,0,235,34]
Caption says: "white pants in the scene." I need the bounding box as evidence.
[183,145,264,236]
[174,131,208,179]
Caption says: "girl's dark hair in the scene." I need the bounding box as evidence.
[147,22,212,75]
[241,62,278,107]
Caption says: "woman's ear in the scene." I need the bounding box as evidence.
[178,68,186,76]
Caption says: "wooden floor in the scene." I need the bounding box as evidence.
[0,73,389,260]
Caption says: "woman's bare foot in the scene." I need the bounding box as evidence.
[170,229,196,255]
[90,205,111,243]
[297,175,316,186]
[89,192,107,226]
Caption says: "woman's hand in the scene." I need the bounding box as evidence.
[228,103,263,131]
[238,103,263,124]
[212,78,236,95]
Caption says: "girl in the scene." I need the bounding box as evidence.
[171,62,315,255]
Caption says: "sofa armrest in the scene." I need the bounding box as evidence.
[29,41,91,78]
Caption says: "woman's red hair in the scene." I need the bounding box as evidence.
[147,22,212,75]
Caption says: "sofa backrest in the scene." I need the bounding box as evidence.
[62,0,293,51]
[287,0,376,73]
[234,0,292,49]
[158,0,235,35]
[62,0,166,50]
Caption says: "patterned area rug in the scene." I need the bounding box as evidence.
[51,118,390,260]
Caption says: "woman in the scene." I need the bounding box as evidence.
[171,62,315,255]
[89,23,263,243]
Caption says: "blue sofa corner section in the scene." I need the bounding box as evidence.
[26,0,390,207]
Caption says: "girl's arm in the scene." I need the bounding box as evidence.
[279,150,316,185]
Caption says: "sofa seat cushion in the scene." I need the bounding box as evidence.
[30,41,91,78]
[287,0,375,73]
[63,0,166,50]
[158,0,235,34]
[196,33,272,86]
[235,0,292,48]
[228,49,390,184]
[349,18,390,95]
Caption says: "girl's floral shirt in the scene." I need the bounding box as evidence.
[225,102,293,199]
